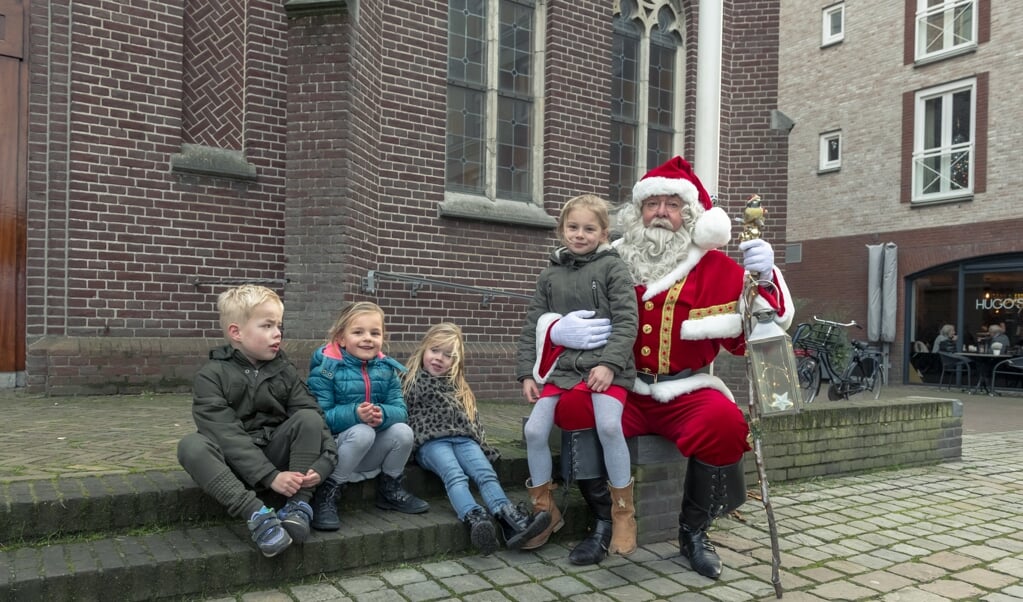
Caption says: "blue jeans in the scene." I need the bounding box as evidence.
[416,436,509,520]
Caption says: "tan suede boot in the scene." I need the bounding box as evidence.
[520,479,563,550]
[608,478,637,555]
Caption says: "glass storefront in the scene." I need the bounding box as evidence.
[907,254,1023,385]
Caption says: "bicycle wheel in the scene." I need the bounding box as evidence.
[797,355,821,404]
[851,356,882,399]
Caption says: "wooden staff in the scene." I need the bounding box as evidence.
[740,194,784,598]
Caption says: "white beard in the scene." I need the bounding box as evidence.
[616,202,693,284]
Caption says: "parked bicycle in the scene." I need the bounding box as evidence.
[792,316,883,403]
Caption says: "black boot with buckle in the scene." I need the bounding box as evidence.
[569,477,613,565]
[375,472,430,514]
[678,458,746,580]
[495,502,551,550]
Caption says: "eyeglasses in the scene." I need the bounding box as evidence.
[641,198,684,213]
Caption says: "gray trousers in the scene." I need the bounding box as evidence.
[328,422,414,484]
[178,408,324,519]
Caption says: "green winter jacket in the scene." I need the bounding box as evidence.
[516,244,638,390]
[190,344,338,489]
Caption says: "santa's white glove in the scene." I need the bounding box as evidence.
[549,310,611,350]
[739,239,775,276]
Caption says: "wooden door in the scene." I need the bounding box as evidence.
[0,0,26,375]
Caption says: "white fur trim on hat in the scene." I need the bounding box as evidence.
[692,206,731,250]
[631,176,699,206]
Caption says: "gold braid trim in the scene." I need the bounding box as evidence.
[689,301,738,320]
[658,280,685,373]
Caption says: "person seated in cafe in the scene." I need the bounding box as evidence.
[986,323,1011,353]
[932,324,957,353]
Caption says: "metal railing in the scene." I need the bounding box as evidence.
[362,270,532,306]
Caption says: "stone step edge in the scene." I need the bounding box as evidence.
[0,454,540,543]
[0,493,592,602]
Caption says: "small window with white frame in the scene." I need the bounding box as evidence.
[819,131,842,172]
[912,78,975,203]
[915,0,978,62]
[821,3,845,47]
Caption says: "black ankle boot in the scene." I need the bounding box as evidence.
[570,519,612,565]
[679,523,721,578]
[464,507,498,555]
[311,479,344,531]
[495,502,551,550]
[569,478,613,565]
[375,473,430,514]
[678,458,746,580]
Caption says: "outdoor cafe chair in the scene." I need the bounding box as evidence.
[938,351,973,392]
[991,356,1023,395]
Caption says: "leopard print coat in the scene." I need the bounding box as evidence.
[405,369,500,463]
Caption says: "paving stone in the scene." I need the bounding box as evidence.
[918,578,982,599]
[949,567,1018,589]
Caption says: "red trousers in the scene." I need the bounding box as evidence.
[553,386,750,466]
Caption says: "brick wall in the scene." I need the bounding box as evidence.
[24,1,788,399]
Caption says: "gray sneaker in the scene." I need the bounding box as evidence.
[277,499,313,543]
[247,507,292,557]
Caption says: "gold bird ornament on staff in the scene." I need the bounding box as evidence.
[739,194,765,243]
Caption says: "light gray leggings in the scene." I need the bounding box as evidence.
[328,422,414,484]
[524,393,631,488]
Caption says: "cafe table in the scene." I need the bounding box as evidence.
[955,351,1014,395]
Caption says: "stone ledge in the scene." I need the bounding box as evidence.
[630,397,962,544]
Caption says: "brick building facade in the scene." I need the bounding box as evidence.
[778,0,1022,386]
[5,0,790,398]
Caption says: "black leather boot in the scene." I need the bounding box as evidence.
[678,458,746,580]
[495,502,551,550]
[569,478,613,565]
[464,507,499,555]
[375,473,430,514]
[310,478,344,531]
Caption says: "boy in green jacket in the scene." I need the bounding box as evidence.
[177,285,338,557]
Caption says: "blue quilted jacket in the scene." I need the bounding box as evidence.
[307,342,409,435]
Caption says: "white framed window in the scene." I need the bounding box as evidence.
[445,0,543,206]
[818,131,842,171]
[609,1,685,205]
[912,78,975,203]
[821,3,845,47]
[915,0,977,62]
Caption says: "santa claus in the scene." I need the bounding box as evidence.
[534,156,792,579]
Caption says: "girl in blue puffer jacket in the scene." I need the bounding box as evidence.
[307,301,429,531]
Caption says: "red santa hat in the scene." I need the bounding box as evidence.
[630,156,731,250]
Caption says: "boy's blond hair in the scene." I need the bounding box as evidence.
[402,322,477,419]
[217,285,283,336]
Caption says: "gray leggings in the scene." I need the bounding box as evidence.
[328,422,414,484]
[523,393,631,488]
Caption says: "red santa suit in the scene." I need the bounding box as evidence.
[545,160,792,467]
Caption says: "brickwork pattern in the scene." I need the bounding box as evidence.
[781,0,1022,238]
[23,1,790,399]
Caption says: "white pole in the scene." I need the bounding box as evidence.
[694,0,723,195]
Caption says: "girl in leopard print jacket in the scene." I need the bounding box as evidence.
[402,322,550,555]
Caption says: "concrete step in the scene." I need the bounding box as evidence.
[0,483,590,601]
[0,451,535,542]
[0,451,593,601]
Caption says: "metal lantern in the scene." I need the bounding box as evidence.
[747,309,803,415]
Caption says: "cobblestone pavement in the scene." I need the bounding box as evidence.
[198,430,1023,602]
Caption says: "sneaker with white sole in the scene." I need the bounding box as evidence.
[247,506,292,557]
